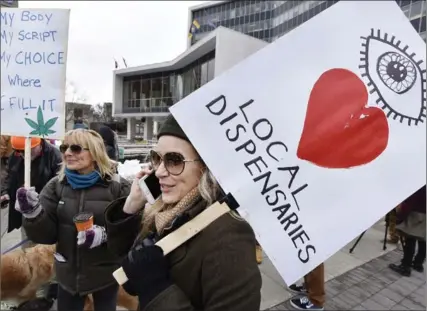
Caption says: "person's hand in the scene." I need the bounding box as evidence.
[15,187,42,218]
[121,245,172,308]
[77,225,107,249]
[123,167,153,214]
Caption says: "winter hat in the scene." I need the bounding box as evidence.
[157,115,189,142]
[11,137,41,150]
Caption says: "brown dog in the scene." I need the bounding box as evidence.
[1,244,138,310]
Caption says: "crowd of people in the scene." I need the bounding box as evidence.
[0,115,425,311]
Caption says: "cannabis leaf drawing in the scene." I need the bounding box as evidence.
[25,106,58,137]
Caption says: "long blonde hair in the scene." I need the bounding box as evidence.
[58,129,114,181]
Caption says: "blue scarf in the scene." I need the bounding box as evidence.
[65,168,101,189]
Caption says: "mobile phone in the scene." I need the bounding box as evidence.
[138,172,161,205]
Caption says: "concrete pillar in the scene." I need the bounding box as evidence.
[143,117,154,141]
[127,117,136,140]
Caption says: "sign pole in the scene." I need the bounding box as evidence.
[24,137,31,188]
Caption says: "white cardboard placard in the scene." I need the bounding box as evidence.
[1,9,70,139]
[171,1,426,285]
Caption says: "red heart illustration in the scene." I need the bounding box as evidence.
[297,68,389,169]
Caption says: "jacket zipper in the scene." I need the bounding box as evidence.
[76,190,86,293]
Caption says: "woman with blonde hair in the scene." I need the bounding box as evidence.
[105,115,261,311]
[14,129,131,311]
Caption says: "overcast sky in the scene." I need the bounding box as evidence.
[19,1,206,105]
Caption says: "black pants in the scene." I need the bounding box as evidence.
[57,283,118,311]
[402,236,426,267]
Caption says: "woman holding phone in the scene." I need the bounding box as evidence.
[105,115,261,311]
[14,129,130,311]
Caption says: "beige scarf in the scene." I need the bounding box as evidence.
[143,187,201,235]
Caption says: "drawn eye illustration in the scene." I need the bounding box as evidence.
[359,29,426,126]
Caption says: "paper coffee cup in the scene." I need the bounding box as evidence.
[73,212,94,232]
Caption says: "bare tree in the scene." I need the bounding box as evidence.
[66,81,87,103]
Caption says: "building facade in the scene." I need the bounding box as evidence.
[112,27,267,140]
[0,0,18,7]
[188,0,426,46]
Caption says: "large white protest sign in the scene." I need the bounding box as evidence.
[1,9,70,139]
[171,1,426,285]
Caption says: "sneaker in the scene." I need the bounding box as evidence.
[388,263,411,277]
[290,296,324,310]
[288,283,307,295]
[412,263,424,273]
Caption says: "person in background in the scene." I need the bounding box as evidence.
[383,208,399,244]
[14,129,131,311]
[389,185,426,277]
[96,125,119,161]
[73,118,88,130]
[288,263,325,310]
[104,115,261,311]
[0,137,62,244]
[0,135,13,188]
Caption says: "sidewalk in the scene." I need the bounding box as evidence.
[267,248,425,310]
[259,219,397,310]
[1,214,400,310]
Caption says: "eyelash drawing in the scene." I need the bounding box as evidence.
[359,29,426,126]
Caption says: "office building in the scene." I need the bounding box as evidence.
[113,27,267,140]
[114,0,425,141]
[188,0,426,46]
[0,0,18,8]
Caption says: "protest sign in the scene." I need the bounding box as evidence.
[170,1,426,285]
[1,9,70,139]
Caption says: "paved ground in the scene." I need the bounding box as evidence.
[258,219,397,310]
[267,248,426,310]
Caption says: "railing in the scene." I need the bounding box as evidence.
[122,98,175,114]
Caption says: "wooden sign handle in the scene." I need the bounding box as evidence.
[113,201,231,285]
[24,137,32,188]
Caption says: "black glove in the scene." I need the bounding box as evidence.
[122,245,172,309]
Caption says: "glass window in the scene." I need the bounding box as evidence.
[420,15,426,32]
[411,17,421,32]
[410,0,423,18]
[123,81,131,104]
[131,81,140,100]
[151,78,162,99]
[207,58,215,82]
[230,8,236,18]
[201,62,208,86]
[140,79,150,100]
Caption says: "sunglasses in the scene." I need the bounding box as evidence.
[149,150,200,176]
[59,144,89,154]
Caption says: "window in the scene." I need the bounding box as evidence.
[123,81,130,105]
[207,58,215,82]
[420,15,426,32]
[151,78,162,101]
[201,62,208,86]
[410,0,423,18]
[411,17,421,32]
[140,80,150,100]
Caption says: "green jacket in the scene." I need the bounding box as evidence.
[105,197,262,311]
